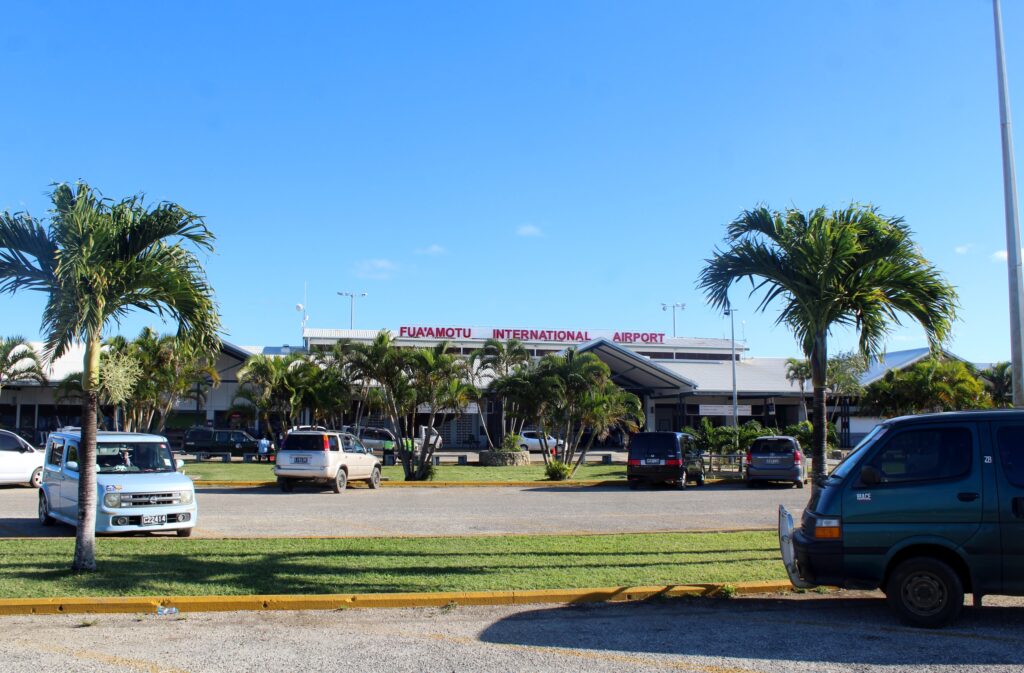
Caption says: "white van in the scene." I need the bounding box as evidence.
[38,429,197,536]
[0,429,45,487]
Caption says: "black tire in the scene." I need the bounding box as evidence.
[176,528,193,538]
[29,467,42,489]
[885,557,964,628]
[676,472,687,490]
[38,492,54,526]
[745,479,755,488]
[695,473,706,487]
[278,477,293,493]
[795,480,805,489]
[332,468,348,493]
[368,466,381,490]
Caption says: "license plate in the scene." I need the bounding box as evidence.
[293,456,309,464]
[141,514,167,526]
[766,458,781,464]
[645,458,662,465]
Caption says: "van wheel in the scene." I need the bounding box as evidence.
[695,474,706,487]
[333,469,348,493]
[38,492,54,526]
[277,477,294,493]
[29,468,42,489]
[676,473,687,490]
[886,557,964,628]
[176,528,193,538]
[368,467,381,490]
[795,480,805,489]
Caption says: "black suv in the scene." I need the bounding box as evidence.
[627,432,705,489]
[182,427,260,457]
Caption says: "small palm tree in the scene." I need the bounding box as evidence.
[699,205,957,486]
[784,357,811,420]
[0,336,46,400]
[570,381,644,478]
[980,361,1013,408]
[479,338,530,436]
[0,182,220,571]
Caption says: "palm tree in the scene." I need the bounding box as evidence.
[479,338,530,436]
[784,357,811,420]
[0,182,220,571]
[570,381,644,478]
[0,336,46,402]
[980,361,1013,408]
[699,205,957,486]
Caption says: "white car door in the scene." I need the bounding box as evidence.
[0,432,27,482]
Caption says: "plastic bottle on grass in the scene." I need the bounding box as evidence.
[156,606,179,616]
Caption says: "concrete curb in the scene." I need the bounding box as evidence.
[191,478,730,489]
[0,581,793,616]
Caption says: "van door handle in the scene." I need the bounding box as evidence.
[1013,497,1024,518]
[957,492,980,502]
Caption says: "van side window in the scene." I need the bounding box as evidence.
[867,428,972,484]
[996,425,1024,488]
[65,443,79,469]
[47,439,64,467]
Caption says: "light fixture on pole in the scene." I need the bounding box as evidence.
[660,302,685,338]
[993,0,1024,407]
[723,304,739,449]
[337,291,367,330]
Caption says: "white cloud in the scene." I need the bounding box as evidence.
[355,259,397,279]
[993,250,1009,262]
[416,244,446,255]
[954,244,972,255]
[517,224,543,237]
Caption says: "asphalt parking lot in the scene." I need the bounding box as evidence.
[0,482,811,538]
[3,592,1023,673]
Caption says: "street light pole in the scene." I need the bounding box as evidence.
[337,292,367,330]
[724,305,739,451]
[661,302,685,338]
[993,0,1024,407]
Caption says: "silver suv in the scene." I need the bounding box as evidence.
[274,429,382,493]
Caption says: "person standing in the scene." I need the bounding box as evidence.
[257,435,271,463]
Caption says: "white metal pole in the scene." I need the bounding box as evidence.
[672,309,677,338]
[994,0,1024,407]
[350,295,355,330]
[730,309,738,433]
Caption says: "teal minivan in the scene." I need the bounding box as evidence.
[779,410,1024,628]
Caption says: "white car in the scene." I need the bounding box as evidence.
[518,430,563,453]
[0,429,44,487]
[274,429,382,492]
[38,429,196,536]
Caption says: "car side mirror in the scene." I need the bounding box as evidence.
[66,461,79,473]
[175,459,185,471]
[860,465,881,486]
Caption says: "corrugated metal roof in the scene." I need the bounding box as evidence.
[660,358,807,396]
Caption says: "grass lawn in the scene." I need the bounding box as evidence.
[0,532,785,599]
[182,462,627,483]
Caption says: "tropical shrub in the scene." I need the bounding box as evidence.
[545,460,571,481]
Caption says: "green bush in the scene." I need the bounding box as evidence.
[545,460,571,481]
[499,433,526,452]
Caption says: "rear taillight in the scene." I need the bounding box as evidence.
[665,458,682,467]
[744,451,752,466]
[322,435,330,452]
[794,450,802,465]
[627,459,640,467]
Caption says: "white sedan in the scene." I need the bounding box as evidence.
[518,430,563,453]
[0,429,45,487]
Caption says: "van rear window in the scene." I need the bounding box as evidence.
[281,435,325,451]
[751,439,797,454]
[629,434,679,457]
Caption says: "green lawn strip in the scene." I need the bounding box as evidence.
[182,462,626,483]
[0,532,785,599]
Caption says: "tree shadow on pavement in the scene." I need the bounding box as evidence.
[478,595,1024,667]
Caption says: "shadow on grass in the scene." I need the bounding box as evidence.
[479,596,1024,666]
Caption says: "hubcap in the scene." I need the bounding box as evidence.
[903,572,946,616]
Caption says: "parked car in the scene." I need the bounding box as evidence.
[182,427,260,457]
[745,436,805,488]
[626,432,705,489]
[274,429,382,492]
[357,427,398,452]
[518,430,562,453]
[0,429,45,488]
[779,410,1024,628]
[38,429,196,536]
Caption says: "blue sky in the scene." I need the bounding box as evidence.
[1,1,1022,362]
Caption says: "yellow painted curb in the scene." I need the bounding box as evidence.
[0,581,794,616]
[191,478,728,488]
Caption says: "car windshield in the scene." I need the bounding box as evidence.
[95,442,175,473]
[629,434,679,457]
[827,425,888,482]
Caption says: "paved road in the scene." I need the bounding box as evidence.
[3,592,1023,672]
[0,482,809,538]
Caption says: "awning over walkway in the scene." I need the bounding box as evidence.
[573,338,697,395]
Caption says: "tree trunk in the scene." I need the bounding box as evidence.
[73,337,101,572]
[809,333,828,489]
